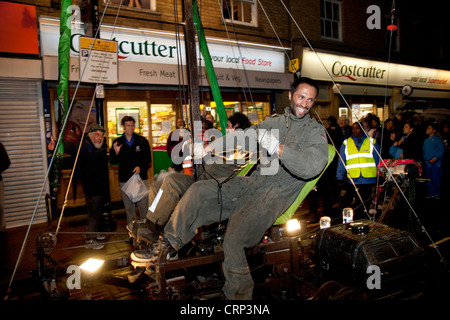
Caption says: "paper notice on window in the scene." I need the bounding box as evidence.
[161,121,172,134]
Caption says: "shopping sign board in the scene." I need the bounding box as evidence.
[79,37,118,84]
[301,48,450,90]
[39,17,291,88]
[39,18,285,73]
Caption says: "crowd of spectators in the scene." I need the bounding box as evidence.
[313,111,449,219]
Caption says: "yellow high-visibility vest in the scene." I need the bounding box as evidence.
[343,137,376,178]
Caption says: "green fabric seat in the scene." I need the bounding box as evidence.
[234,144,336,225]
[274,144,335,225]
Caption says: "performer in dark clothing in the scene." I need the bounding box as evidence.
[131,77,329,300]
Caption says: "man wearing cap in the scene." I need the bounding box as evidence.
[78,124,110,249]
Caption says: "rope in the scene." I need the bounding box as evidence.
[54,0,124,237]
[216,0,255,110]
[5,0,125,298]
[277,0,444,263]
[314,110,371,219]
[202,152,256,230]
[375,0,396,217]
[174,0,189,125]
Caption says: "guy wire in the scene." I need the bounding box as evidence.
[5,0,126,297]
[278,0,444,262]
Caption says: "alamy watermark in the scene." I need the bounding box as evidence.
[366,5,381,30]
[66,265,82,289]
[366,265,381,290]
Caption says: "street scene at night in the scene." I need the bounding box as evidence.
[0,0,449,315]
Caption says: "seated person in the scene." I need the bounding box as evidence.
[128,112,252,244]
[130,77,329,300]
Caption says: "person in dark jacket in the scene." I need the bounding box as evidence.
[110,116,151,224]
[380,118,395,159]
[389,121,423,162]
[78,125,109,249]
[338,115,352,142]
[423,122,445,199]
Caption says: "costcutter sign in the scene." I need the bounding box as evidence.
[39,18,285,73]
[301,49,450,90]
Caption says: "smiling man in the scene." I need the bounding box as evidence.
[289,80,317,118]
[130,77,329,300]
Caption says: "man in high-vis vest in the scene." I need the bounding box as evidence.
[337,122,380,217]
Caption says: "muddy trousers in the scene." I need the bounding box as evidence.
[120,180,149,224]
[146,172,195,227]
[164,177,282,300]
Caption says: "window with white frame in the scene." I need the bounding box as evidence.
[222,0,257,26]
[320,0,341,41]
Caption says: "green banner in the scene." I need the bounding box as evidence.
[57,0,71,129]
[192,1,227,135]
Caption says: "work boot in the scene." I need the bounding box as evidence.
[130,235,178,263]
[127,219,162,245]
[96,234,106,241]
[84,239,104,250]
[136,227,159,245]
[130,247,159,263]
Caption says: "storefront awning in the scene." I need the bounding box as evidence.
[42,56,293,90]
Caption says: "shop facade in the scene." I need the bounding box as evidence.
[0,2,49,228]
[300,48,450,123]
[39,16,293,208]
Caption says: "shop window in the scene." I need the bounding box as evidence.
[209,100,270,126]
[222,0,257,26]
[376,104,389,121]
[106,101,149,147]
[320,0,342,41]
[242,102,270,124]
[180,99,270,133]
[351,103,373,124]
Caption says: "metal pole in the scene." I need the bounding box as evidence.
[183,0,204,181]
